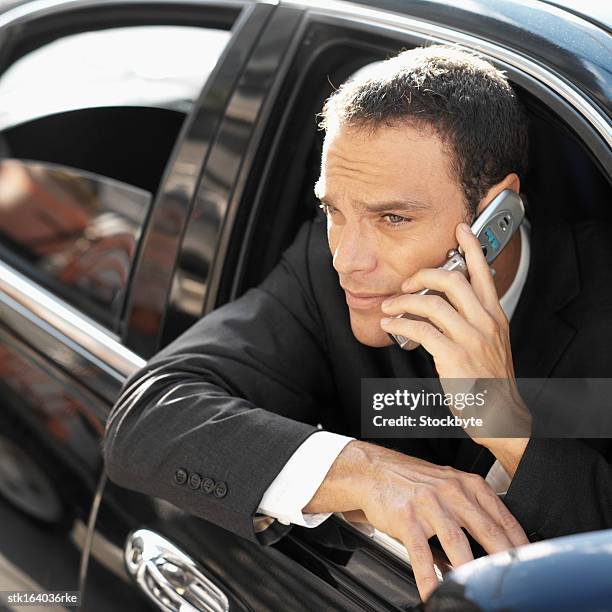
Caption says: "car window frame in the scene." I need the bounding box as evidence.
[119,1,279,358]
[216,7,611,321]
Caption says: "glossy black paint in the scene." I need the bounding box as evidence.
[539,0,611,32]
[95,481,386,611]
[120,1,259,357]
[355,0,611,117]
[0,324,113,598]
[162,5,305,345]
[425,529,612,612]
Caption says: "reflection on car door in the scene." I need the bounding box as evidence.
[0,0,244,610]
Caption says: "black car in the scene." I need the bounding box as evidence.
[0,0,610,610]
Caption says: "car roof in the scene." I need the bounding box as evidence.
[351,0,611,34]
[306,0,611,117]
[538,0,611,32]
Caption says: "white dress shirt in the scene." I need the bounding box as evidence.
[257,221,531,526]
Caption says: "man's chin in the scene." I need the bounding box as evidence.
[349,311,395,347]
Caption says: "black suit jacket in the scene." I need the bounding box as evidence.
[103,211,612,544]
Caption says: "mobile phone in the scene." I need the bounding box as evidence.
[388,189,525,350]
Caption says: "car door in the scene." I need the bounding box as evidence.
[0,0,256,609]
[86,2,611,612]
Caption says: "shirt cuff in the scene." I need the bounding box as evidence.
[485,459,512,495]
[257,431,354,528]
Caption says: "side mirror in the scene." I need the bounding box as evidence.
[424,529,612,611]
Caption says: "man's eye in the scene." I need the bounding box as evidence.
[382,213,411,225]
[319,203,335,215]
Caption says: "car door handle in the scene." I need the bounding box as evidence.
[125,528,229,612]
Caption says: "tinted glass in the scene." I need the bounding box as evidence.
[0,159,150,329]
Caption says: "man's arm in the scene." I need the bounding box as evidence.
[103,220,336,542]
[503,438,612,540]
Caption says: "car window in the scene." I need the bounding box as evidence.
[0,25,232,332]
[0,159,150,330]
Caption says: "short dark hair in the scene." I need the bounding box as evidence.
[318,45,529,217]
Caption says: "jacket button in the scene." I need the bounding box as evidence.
[174,469,188,485]
[201,478,215,494]
[214,481,228,498]
[188,473,202,489]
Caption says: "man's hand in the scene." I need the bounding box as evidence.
[378,222,531,473]
[303,440,529,601]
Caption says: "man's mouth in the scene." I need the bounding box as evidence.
[343,288,394,310]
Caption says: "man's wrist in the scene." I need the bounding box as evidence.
[483,437,530,477]
[302,439,373,514]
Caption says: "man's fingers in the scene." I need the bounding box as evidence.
[400,525,440,602]
[434,524,474,569]
[379,317,457,359]
[458,497,515,555]
[456,223,502,317]
[381,292,477,345]
[424,501,474,568]
[475,487,529,548]
[341,509,369,524]
[399,268,488,329]
[430,476,515,556]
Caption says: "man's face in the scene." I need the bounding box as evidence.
[315,123,470,347]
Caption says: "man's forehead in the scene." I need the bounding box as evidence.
[316,124,452,203]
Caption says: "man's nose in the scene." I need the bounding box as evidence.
[331,224,377,275]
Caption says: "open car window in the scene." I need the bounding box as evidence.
[232,15,611,592]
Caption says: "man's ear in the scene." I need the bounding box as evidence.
[475,173,521,216]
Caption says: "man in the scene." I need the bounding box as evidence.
[103,46,612,600]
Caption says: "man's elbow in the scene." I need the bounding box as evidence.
[101,368,167,488]
[102,417,133,489]
[102,387,149,491]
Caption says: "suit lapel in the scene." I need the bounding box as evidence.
[510,215,579,378]
[383,342,462,463]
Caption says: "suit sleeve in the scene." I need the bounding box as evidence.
[504,438,612,540]
[103,220,336,542]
